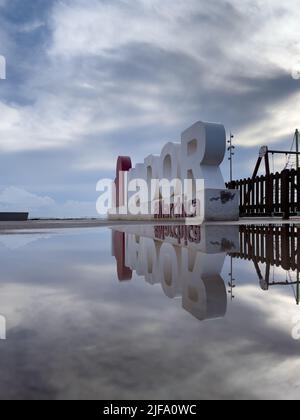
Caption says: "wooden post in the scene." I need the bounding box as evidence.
[266,174,273,216]
[281,169,290,220]
[265,153,271,177]
[281,225,290,271]
[244,156,263,206]
[297,168,300,213]
[264,153,273,216]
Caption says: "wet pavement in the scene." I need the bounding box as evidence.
[0,224,299,400]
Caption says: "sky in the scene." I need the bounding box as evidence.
[1,0,300,217]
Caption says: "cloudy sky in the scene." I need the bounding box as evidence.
[1,0,300,217]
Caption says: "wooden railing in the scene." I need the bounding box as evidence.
[227,168,300,219]
[229,225,300,298]
[229,225,300,272]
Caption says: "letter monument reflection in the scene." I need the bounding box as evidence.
[111,225,239,321]
[108,121,239,222]
[111,224,300,322]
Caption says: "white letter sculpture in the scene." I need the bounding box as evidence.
[109,120,239,222]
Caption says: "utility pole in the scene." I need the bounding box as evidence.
[297,270,300,306]
[296,129,299,170]
[228,256,236,301]
[228,133,235,183]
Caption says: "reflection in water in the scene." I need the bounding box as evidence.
[112,230,132,281]
[112,224,300,322]
[229,225,300,304]
[112,225,239,321]
[1,227,300,399]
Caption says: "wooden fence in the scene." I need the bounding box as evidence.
[227,168,300,219]
[229,225,300,272]
[229,225,300,297]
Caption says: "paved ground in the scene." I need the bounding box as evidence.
[0,217,299,232]
[205,217,300,226]
[0,219,109,232]
[0,219,186,232]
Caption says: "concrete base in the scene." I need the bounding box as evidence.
[108,188,239,223]
[203,189,239,222]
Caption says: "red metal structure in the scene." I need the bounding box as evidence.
[112,230,132,281]
[115,156,132,209]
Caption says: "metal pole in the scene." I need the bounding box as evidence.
[228,133,235,183]
[228,256,235,301]
[296,129,299,170]
[297,271,299,306]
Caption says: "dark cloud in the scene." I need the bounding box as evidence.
[0,0,299,214]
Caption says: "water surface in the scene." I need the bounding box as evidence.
[0,224,299,400]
